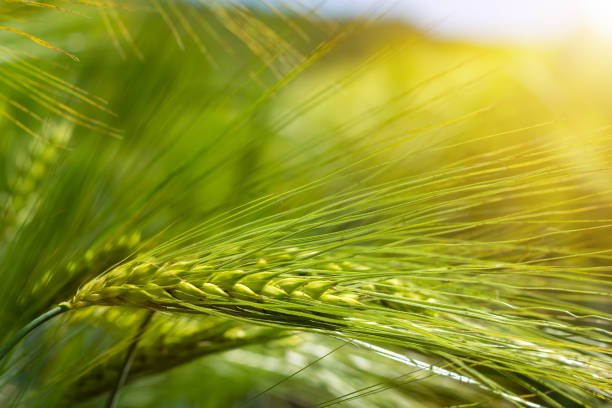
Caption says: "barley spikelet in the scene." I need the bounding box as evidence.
[67,255,364,312]
[1,121,71,240]
[62,243,611,402]
[10,231,142,327]
[39,232,141,308]
[65,313,288,403]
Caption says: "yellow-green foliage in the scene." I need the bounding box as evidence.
[0,3,611,408]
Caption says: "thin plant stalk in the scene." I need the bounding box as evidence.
[0,305,69,363]
[105,311,154,408]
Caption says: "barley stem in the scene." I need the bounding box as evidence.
[0,305,69,363]
[105,311,154,408]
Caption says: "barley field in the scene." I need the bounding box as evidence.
[0,2,611,407]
